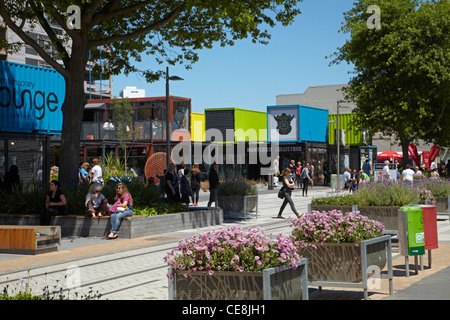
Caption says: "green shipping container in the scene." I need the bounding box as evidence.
[328,113,364,146]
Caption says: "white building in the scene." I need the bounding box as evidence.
[119,86,146,98]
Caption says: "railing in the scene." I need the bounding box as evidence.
[81,120,175,141]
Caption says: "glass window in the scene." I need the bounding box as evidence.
[7,139,44,187]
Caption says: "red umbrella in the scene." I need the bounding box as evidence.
[377,150,403,161]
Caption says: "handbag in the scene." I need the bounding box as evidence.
[278,187,285,199]
[116,206,126,212]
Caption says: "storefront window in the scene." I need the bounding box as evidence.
[8,139,44,187]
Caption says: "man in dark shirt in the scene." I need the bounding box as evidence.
[207,163,220,207]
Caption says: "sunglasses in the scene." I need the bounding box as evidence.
[96,190,102,193]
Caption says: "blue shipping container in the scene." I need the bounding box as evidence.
[0,60,65,134]
[267,105,328,143]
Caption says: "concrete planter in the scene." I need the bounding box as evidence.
[297,235,393,300]
[0,207,223,239]
[168,258,308,300]
[218,195,258,220]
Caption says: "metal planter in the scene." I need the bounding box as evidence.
[298,235,393,300]
[168,259,308,300]
[218,195,258,220]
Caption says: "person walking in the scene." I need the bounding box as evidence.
[277,168,302,219]
[108,182,133,239]
[207,163,220,207]
[190,163,202,206]
[300,163,312,197]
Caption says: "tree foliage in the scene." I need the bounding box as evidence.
[330,0,450,164]
[0,0,303,186]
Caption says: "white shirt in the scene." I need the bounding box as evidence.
[382,165,390,179]
[85,192,105,208]
[90,165,102,183]
[402,168,415,180]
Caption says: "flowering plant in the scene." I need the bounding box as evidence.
[416,188,436,203]
[289,210,385,247]
[164,226,301,278]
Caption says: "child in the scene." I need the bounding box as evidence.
[349,179,358,194]
[180,168,191,206]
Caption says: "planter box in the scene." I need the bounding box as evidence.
[0,208,223,239]
[168,258,308,300]
[218,195,258,220]
[435,196,449,220]
[298,235,393,300]
[310,204,401,232]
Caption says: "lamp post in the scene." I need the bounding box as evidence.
[165,66,184,168]
[336,99,349,191]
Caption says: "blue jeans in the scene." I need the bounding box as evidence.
[110,210,133,233]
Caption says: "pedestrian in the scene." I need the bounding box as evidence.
[108,182,133,239]
[177,162,185,181]
[295,162,302,189]
[207,163,220,207]
[78,162,89,184]
[180,168,192,206]
[343,167,351,190]
[90,158,103,185]
[85,183,109,219]
[362,160,371,176]
[190,163,202,206]
[323,162,330,186]
[300,163,313,197]
[40,180,66,225]
[277,167,302,219]
[3,165,20,194]
[382,160,391,181]
[402,164,415,186]
[309,164,315,189]
[289,160,296,180]
[165,163,180,203]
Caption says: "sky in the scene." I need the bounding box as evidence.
[111,0,357,114]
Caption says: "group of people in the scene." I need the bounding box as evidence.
[342,167,370,193]
[78,158,103,185]
[164,162,220,208]
[287,160,315,197]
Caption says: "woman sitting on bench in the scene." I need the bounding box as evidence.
[85,183,109,219]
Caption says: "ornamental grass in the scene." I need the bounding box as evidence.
[289,210,385,247]
[164,226,301,278]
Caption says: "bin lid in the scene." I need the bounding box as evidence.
[419,205,437,208]
[399,206,423,212]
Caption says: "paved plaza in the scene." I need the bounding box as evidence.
[0,185,449,302]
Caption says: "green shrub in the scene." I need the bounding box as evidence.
[218,179,257,196]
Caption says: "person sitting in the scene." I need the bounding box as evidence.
[349,179,359,194]
[108,182,133,239]
[40,180,66,225]
[85,183,109,219]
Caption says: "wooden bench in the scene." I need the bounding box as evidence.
[0,225,61,255]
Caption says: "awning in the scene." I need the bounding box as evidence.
[85,103,106,109]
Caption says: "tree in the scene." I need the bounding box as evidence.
[330,0,450,166]
[110,98,133,174]
[0,0,302,187]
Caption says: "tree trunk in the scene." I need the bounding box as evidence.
[58,38,89,188]
[400,136,412,170]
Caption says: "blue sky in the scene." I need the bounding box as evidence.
[111,0,356,114]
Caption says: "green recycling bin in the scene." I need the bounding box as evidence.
[398,206,425,256]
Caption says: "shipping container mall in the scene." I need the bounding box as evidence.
[0,60,65,188]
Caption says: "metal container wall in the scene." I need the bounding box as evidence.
[328,113,364,146]
[0,60,65,134]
